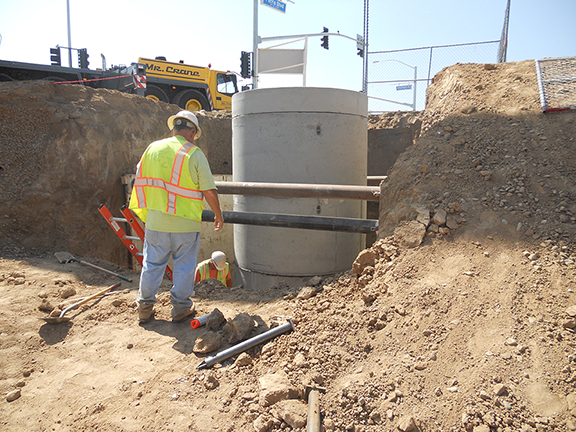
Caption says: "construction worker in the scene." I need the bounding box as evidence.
[129,110,224,323]
[195,251,232,288]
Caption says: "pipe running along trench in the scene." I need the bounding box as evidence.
[214,181,380,201]
[202,210,377,234]
[207,181,379,233]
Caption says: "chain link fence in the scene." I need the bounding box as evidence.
[367,41,500,113]
[535,56,576,112]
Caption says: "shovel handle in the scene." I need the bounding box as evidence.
[73,283,122,309]
[78,260,133,282]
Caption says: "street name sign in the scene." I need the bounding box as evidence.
[261,0,286,13]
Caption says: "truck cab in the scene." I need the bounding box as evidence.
[138,57,239,111]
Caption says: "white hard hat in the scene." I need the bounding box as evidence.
[167,110,202,139]
[211,251,227,271]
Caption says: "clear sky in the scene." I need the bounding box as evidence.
[0,0,574,110]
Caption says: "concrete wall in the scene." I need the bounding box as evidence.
[367,128,414,176]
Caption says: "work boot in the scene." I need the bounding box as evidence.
[138,307,155,323]
[171,304,195,323]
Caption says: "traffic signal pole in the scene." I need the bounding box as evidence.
[261,31,359,45]
[252,0,259,89]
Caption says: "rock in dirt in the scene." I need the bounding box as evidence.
[362,290,379,303]
[206,307,226,330]
[111,299,124,307]
[234,352,253,367]
[293,352,308,368]
[59,286,76,298]
[307,276,323,286]
[271,399,307,429]
[204,373,219,390]
[416,208,430,226]
[494,383,508,396]
[38,299,54,311]
[253,414,274,432]
[222,313,255,344]
[397,415,417,432]
[393,221,426,248]
[259,370,298,407]
[352,249,377,275]
[296,286,316,300]
[324,418,336,430]
[432,209,447,226]
[6,388,21,402]
[193,331,222,354]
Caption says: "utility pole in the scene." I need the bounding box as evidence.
[362,0,369,93]
[66,0,72,68]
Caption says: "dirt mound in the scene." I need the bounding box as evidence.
[378,60,576,242]
[0,81,229,265]
[1,62,576,432]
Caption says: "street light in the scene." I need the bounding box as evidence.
[372,59,417,111]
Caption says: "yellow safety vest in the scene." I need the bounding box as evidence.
[197,259,229,284]
[129,137,204,223]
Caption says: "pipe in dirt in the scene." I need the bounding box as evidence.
[196,319,295,369]
[307,388,321,432]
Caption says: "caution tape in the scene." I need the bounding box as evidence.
[54,74,131,85]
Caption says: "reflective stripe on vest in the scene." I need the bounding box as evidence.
[198,260,228,284]
[131,138,203,221]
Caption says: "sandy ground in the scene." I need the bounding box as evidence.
[1,60,576,432]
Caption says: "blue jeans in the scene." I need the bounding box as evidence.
[137,228,200,316]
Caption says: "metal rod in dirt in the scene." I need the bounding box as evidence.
[202,210,378,234]
[196,319,295,370]
[213,181,380,201]
[307,389,321,432]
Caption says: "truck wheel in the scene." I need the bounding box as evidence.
[144,85,169,103]
[173,89,210,112]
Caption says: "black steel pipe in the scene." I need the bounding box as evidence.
[202,210,378,233]
[214,181,380,202]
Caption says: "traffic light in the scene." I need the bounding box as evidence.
[356,34,365,58]
[78,48,89,69]
[240,51,252,79]
[50,47,61,66]
[321,27,329,50]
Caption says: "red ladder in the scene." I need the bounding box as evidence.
[98,204,173,281]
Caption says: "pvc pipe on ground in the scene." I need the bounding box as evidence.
[190,313,211,329]
[307,389,321,432]
[202,210,377,234]
[196,319,295,369]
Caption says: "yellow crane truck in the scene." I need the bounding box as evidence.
[139,57,239,111]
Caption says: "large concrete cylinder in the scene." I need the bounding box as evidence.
[232,87,368,289]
